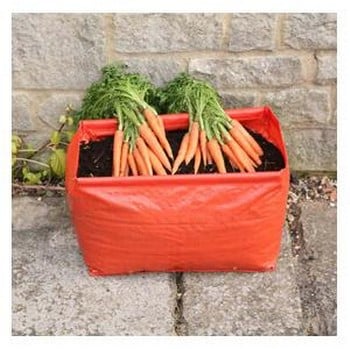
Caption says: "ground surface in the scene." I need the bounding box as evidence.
[12,175,337,336]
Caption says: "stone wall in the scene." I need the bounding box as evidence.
[12,13,337,172]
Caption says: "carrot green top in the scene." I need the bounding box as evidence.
[159,73,233,143]
[72,63,159,151]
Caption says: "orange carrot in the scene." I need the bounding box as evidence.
[207,143,213,165]
[207,138,226,174]
[199,129,207,166]
[221,143,236,168]
[119,141,129,176]
[139,123,171,171]
[158,116,166,139]
[128,152,138,176]
[136,137,153,175]
[225,135,255,173]
[133,148,149,176]
[124,162,129,177]
[231,119,263,156]
[113,130,124,177]
[185,121,199,165]
[143,108,173,159]
[194,145,201,174]
[172,132,190,174]
[229,125,261,166]
[149,148,167,175]
[221,143,244,172]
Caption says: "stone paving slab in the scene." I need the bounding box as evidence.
[12,196,176,335]
[298,201,337,335]
[182,230,303,335]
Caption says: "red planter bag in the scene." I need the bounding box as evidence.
[65,106,290,275]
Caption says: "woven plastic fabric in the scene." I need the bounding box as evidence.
[65,107,290,275]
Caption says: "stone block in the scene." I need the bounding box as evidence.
[284,128,336,171]
[12,14,106,89]
[283,13,337,49]
[229,14,277,51]
[113,13,224,52]
[263,87,331,126]
[189,56,302,88]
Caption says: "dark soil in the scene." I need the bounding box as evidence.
[77,128,285,178]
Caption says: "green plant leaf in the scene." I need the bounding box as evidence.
[12,155,17,167]
[12,141,17,154]
[64,130,74,142]
[50,131,61,146]
[12,135,23,155]
[49,149,66,178]
[59,115,67,124]
[26,173,42,185]
[12,135,22,147]
[67,116,74,126]
[22,166,29,175]
[23,170,42,185]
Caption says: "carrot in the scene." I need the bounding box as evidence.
[229,125,261,166]
[172,132,190,174]
[231,119,263,156]
[149,148,167,175]
[143,108,173,159]
[207,138,226,174]
[185,121,199,165]
[199,129,207,166]
[221,143,236,169]
[113,130,124,177]
[194,145,201,174]
[158,116,166,139]
[139,123,172,171]
[124,162,129,177]
[133,148,149,176]
[119,141,129,176]
[128,152,138,176]
[207,143,213,165]
[225,135,255,173]
[136,137,153,175]
[221,143,244,172]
